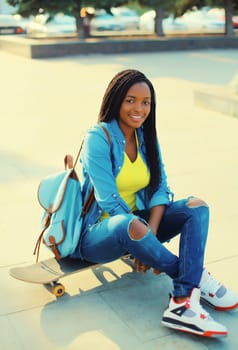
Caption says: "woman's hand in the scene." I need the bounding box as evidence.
[134,258,160,275]
[134,258,150,273]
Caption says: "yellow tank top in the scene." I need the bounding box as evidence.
[100,150,150,219]
[116,152,150,211]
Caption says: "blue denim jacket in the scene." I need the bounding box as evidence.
[80,119,173,233]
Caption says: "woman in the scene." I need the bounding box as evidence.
[73,69,238,337]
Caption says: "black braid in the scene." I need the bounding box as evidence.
[98,69,161,195]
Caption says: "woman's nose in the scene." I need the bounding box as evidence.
[134,102,143,112]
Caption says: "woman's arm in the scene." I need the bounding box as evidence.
[148,205,166,235]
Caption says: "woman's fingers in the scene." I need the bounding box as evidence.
[134,258,150,273]
[134,259,160,275]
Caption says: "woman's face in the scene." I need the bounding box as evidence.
[118,82,151,133]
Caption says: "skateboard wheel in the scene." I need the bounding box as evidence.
[52,283,65,297]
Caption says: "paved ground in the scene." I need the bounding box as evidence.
[0,49,238,349]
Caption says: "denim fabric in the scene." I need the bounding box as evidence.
[80,198,209,297]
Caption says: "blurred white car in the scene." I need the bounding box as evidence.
[140,11,185,34]
[111,7,140,29]
[27,13,77,37]
[139,10,154,32]
[207,7,238,29]
[0,14,25,35]
[140,8,225,34]
[90,13,125,31]
[13,14,31,32]
[180,8,225,33]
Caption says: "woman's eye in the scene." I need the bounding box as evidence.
[143,100,151,105]
[126,99,134,104]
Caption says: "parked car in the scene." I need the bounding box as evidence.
[139,10,154,32]
[90,13,125,31]
[0,14,25,35]
[180,8,225,33]
[233,16,238,28]
[207,8,238,29]
[140,11,186,34]
[140,8,225,34]
[111,7,140,29]
[13,14,31,32]
[27,13,77,38]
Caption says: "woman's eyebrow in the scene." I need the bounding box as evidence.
[126,94,151,99]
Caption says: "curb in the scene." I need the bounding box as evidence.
[0,34,238,59]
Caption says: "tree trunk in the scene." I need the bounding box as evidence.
[75,15,87,39]
[154,8,165,37]
[225,0,234,36]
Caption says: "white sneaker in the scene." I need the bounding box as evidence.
[162,288,227,337]
[200,269,238,311]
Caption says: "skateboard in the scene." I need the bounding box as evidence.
[9,255,132,297]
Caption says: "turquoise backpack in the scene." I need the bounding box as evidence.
[33,126,110,262]
[33,154,93,262]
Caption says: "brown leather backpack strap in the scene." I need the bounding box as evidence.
[82,188,95,217]
[73,140,84,169]
[100,125,111,145]
[64,155,74,169]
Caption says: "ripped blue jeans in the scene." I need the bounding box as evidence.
[80,197,209,297]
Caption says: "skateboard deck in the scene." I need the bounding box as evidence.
[9,257,102,297]
[9,255,131,297]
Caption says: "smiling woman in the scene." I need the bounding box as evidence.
[68,69,238,338]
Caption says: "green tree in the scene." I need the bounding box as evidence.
[7,0,85,36]
[139,0,236,36]
[86,0,127,14]
[7,0,128,37]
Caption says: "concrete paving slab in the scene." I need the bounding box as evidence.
[0,180,52,266]
[99,273,172,342]
[0,316,25,350]
[139,333,210,350]
[1,49,238,349]
[7,293,145,350]
[1,266,55,315]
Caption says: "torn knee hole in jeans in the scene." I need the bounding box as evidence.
[186,197,208,208]
[128,218,149,241]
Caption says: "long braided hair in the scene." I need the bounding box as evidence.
[98,69,161,196]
